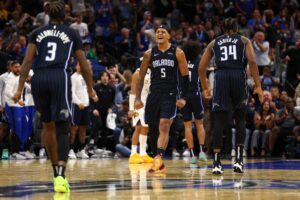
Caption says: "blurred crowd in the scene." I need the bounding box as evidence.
[1,0,300,160]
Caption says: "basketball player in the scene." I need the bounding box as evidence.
[128,67,153,164]
[199,18,263,174]
[12,0,98,192]
[135,25,189,173]
[180,41,207,164]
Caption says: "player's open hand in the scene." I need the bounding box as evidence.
[176,98,186,108]
[254,86,264,103]
[12,90,22,103]
[135,99,144,109]
[203,88,212,100]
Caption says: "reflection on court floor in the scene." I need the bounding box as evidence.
[0,159,300,199]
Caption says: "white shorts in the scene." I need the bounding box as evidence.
[132,107,148,127]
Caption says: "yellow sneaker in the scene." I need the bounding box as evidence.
[148,156,165,174]
[129,153,143,164]
[53,192,70,200]
[140,154,154,163]
[53,176,70,193]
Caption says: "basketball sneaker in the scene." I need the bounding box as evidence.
[10,153,26,160]
[129,153,143,164]
[233,159,244,173]
[212,161,223,175]
[148,156,165,174]
[39,148,47,159]
[231,149,236,157]
[68,149,77,160]
[190,156,197,164]
[1,149,9,160]
[140,154,154,163]
[53,192,70,200]
[76,149,89,159]
[199,152,207,162]
[53,176,70,193]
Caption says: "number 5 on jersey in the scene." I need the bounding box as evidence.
[161,68,166,78]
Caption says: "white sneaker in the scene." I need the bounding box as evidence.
[20,151,35,159]
[68,149,77,159]
[76,149,89,159]
[231,149,236,157]
[182,149,190,157]
[172,150,180,157]
[39,148,46,159]
[10,153,26,160]
[243,149,247,157]
[94,148,104,155]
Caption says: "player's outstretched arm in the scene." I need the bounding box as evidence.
[198,40,214,99]
[135,49,151,109]
[13,43,36,103]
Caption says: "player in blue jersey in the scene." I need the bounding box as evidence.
[13,0,98,193]
[199,18,263,174]
[181,41,207,164]
[135,25,189,173]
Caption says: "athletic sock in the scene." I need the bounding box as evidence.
[139,135,147,156]
[131,145,137,155]
[199,144,204,153]
[57,165,66,178]
[190,148,195,157]
[157,148,165,158]
[53,165,58,177]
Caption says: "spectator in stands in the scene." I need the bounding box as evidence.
[253,31,270,75]
[136,11,153,54]
[269,97,300,156]
[34,1,49,27]
[70,12,89,38]
[281,38,300,97]
[251,100,275,157]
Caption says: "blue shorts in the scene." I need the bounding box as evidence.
[71,104,91,126]
[31,69,72,122]
[180,91,204,121]
[212,70,249,112]
[145,92,177,125]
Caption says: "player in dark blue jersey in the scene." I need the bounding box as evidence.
[180,41,207,164]
[199,18,263,174]
[135,25,189,173]
[12,0,98,193]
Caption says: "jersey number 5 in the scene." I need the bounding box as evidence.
[220,45,237,61]
[161,68,166,78]
[45,42,57,61]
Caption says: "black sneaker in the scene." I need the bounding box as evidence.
[212,161,224,175]
[233,160,244,173]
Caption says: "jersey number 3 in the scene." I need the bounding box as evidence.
[45,42,57,61]
[220,45,237,61]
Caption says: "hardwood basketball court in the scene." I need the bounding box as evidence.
[0,158,300,199]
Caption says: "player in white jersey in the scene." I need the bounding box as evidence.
[128,68,153,164]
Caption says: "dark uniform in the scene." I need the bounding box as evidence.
[29,24,83,122]
[212,34,249,112]
[145,44,179,124]
[180,58,204,121]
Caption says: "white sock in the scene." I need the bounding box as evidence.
[131,145,137,155]
[139,135,147,156]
